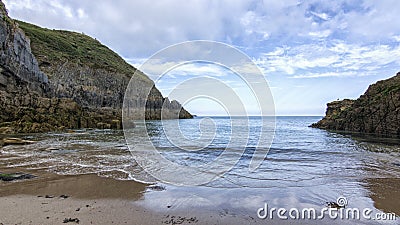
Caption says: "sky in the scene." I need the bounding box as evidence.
[4,0,400,116]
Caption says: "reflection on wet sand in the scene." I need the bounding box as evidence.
[363,178,400,216]
[0,171,146,200]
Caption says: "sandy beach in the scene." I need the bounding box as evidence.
[0,170,265,225]
[0,123,398,225]
[0,171,157,225]
[0,170,368,225]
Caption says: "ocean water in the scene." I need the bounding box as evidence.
[1,116,399,223]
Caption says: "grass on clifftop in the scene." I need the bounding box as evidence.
[16,20,149,81]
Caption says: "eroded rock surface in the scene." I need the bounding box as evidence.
[0,2,192,133]
[312,72,400,137]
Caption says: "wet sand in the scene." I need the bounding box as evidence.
[0,170,356,225]
[0,194,163,225]
[0,171,147,199]
[364,178,400,216]
[0,170,156,224]
[0,170,268,225]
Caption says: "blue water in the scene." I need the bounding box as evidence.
[139,116,400,224]
[1,116,399,223]
[139,116,400,187]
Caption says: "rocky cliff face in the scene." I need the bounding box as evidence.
[0,1,192,133]
[0,6,48,92]
[312,72,400,137]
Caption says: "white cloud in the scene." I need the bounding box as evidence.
[291,71,357,79]
[165,63,229,77]
[256,41,400,78]
[393,35,400,42]
[7,0,399,80]
[4,0,400,115]
[256,44,338,75]
[309,11,330,21]
[263,47,286,56]
[4,0,400,59]
[308,29,331,38]
[77,8,86,19]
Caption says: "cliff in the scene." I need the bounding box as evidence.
[0,1,192,133]
[311,72,400,137]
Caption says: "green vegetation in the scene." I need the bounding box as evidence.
[2,15,12,25]
[1,3,14,27]
[16,20,148,80]
[0,173,12,178]
[382,85,400,96]
[2,12,14,26]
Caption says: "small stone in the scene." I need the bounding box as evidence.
[63,218,80,224]
[326,202,344,209]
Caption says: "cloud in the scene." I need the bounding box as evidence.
[5,0,258,57]
[4,0,400,115]
[255,40,400,78]
[309,11,330,21]
[291,71,357,79]
[6,1,399,67]
[308,29,332,38]
[5,0,400,60]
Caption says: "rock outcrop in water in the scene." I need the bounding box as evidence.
[0,1,192,133]
[0,172,36,181]
[311,72,400,137]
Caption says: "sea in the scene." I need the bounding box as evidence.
[1,116,399,224]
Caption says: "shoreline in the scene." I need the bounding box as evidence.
[0,171,156,224]
[1,172,398,225]
[0,171,271,225]
[0,171,147,200]
[0,128,399,224]
[0,171,359,225]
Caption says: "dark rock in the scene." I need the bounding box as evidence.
[326,202,345,209]
[0,2,192,134]
[63,218,80,224]
[312,72,400,138]
[45,195,55,198]
[147,184,166,191]
[0,172,36,181]
[163,215,198,224]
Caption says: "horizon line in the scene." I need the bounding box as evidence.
[191,115,324,117]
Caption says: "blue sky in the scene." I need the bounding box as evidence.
[4,0,400,116]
